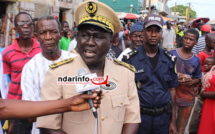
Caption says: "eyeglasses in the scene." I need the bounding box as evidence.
[17,22,33,27]
[131,35,144,39]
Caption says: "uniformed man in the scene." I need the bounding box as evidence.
[176,22,184,48]
[123,14,179,134]
[36,1,140,134]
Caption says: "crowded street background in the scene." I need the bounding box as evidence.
[0,0,215,134]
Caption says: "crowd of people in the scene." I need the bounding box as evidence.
[0,0,215,134]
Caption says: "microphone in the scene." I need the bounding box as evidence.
[77,68,98,118]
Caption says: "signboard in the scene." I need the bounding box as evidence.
[59,1,74,9]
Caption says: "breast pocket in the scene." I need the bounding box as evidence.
[111,94,129,122]
[163,74,172,91]
[64,93,90,123]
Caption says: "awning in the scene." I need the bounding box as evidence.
[116,12,127,19]
[125,13,138,19]
[116,12,140,19]
[162,16,173,21]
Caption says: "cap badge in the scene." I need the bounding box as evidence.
[85,2,97,17]
[148,17,161,21]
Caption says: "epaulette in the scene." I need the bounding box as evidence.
[163,50,177,62]
[49,58,74,69]
[114,59,136,72]
[122,49,138,61]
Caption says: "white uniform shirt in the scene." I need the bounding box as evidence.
[21,50,76,134]
[117,48,132,61]
[68,39,77,52]
[162,28,176,49]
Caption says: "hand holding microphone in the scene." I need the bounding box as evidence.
[68,91,103,112]
[76,68,102,118]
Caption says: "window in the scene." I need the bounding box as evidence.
[59,0,72,3]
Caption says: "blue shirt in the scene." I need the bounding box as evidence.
[170,49,202,78]
[124,46,178,108]
[170,49,202,106]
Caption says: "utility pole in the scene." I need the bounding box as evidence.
[149,0,151,14]
[174,2,176,15]
[187,2,191,22]
[142,0,146,16]
[143,0,146,11]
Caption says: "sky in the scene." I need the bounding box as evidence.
[167,0,215,21]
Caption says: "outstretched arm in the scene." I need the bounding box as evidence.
[0,93,101,120]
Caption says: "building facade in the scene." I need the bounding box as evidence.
[99,0,171,15]
[99,0,139,14]
[0,0,87,47]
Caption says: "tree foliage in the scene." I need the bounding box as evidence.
[171,5,197,19]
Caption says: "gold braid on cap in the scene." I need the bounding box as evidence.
[79,15,114,33]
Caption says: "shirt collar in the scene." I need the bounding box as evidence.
[138,45,168,62]
[13,37,40,52]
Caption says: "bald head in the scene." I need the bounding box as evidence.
[166,20,171,29]
[206,33,215,41]
[205,33,215,49]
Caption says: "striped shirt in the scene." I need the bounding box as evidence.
[192,35,206,55]
[21,50,76,134]
[2,38,41,99]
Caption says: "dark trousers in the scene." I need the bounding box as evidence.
[137,112,171,134]
[13,119,32,134]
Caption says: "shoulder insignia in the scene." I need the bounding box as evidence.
[49,58,74,69]
[164,50,177,62]
[114,59,136,72]
[122,49,138,61]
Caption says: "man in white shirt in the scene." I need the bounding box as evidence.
[162,20,176,51]
[118,21,144,61]
[0,55,7,134]
[21,16,76,134]
[0,54,8,99]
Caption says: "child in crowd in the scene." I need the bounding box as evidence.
[198,57,215,134]
[188,57,215,134]
[170,28,202,134]
[197,33,215,72]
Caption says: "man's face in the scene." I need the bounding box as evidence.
[37,19,60,52]
[112,33,120,46]
[15,14,33,40]
[128,23,132,30]
[143,25,162,46]
[62,22,69,33]
[204,59,214,72]
[67,31,73,39]
[207,36,215,49]
[182,33,198,50]
[197,22,204,31]
[77,25,112,66]
[33,21,37,33]
[130,31,144,48]
[166,21,171,29]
